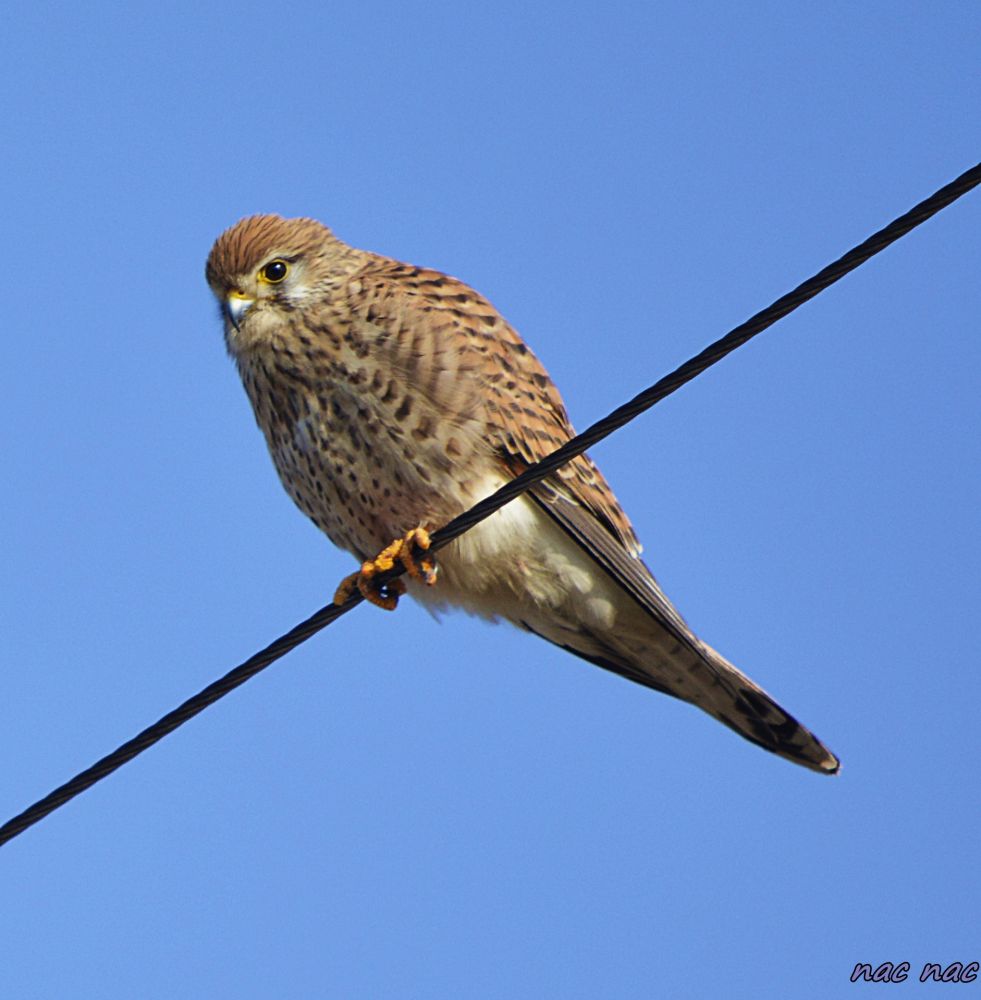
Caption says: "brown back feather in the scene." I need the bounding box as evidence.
[347,256,643,557]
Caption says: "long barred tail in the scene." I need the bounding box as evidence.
[693,641,840,774]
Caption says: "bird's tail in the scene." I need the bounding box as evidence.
[536,620,840,775]
[687,640,839,774]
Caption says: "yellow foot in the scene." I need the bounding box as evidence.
[333,569,406,611]
[399,527,438,587]
[332,527,438,611]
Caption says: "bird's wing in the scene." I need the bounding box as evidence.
[346,255,642,556]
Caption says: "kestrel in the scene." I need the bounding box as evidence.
[206,214,839,775]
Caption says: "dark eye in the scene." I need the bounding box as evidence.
[260,259,289,283]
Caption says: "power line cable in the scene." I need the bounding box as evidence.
[1,162,978,849]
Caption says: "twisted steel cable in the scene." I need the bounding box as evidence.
[1,161,977,848]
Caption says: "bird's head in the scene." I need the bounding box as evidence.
[206,213,355,354]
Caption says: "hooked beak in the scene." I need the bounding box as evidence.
[223,291,255,331]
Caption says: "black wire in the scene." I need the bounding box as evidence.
[1,162,978,849]
[428,161,981,551]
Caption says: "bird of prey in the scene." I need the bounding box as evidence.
[206,214,839,774]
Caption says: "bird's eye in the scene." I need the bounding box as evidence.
[260,259,289,284]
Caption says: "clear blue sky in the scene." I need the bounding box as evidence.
[2,3,978,997]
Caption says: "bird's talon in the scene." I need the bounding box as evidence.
[360,575,406,611]
[333,567,407,611]
[401,527,438,586]
[332,527,436,611]
[333,571,360,606]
